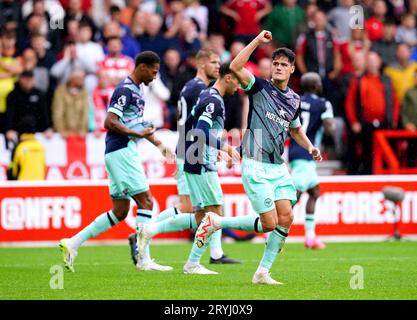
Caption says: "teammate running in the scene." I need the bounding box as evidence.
[288,72,334,250]
[194,31,323,284]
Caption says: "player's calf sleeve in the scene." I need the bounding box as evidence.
[155,214,197,234]
[220,216,263,233]
[136,209,153,261]
[209,230,224,260]
[155,207,180,222]
[259,226,289,270]
[70,211,120,249]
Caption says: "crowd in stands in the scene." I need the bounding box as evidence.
[1,0,417,177]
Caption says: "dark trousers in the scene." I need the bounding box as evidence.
[407,138,417,167]
[347,123,375,175]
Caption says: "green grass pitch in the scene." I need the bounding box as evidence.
[1,241,416,300]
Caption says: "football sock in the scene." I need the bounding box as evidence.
[305,213,316,239]
[136,209,153,263]
[259,225,288,270]
[69,211,119,250]
[155,207,179,222]
[209,230,224,259]
[155,214,197,234]
[219,215,263,233]
[187,233,211,264]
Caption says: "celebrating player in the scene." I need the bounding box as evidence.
[136,63,241,274]
[128,50,240,267]
[194,31,322,285]
[59,51,175,272]
[288,72,334,250]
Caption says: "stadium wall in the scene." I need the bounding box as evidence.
[1,176,417,245]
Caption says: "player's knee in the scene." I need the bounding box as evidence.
[310,185,320,200]
[113,210,129,221]
[139,194,153,210]
[261,221,278,233]
[279,210,294,226]
[144,195,154,209]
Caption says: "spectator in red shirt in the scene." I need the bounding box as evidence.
[220,0,271,43]
[92,70,114,135]
[365,0,387,42]
[339,28,371,77]
[98,36,134,86]
[344,51,399,174]
[60,0,92,14]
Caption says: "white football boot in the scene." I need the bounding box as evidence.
[194,212,220,248]
[252,271,283,285]
[136,259,173,272]
[136,223,154,260]
[59,238,78,272]
[183,263,218,275]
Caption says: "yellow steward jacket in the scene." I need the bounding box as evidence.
[9,134,46,180]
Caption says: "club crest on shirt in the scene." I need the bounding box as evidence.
[116,95,127,108]
[205,103,215,114]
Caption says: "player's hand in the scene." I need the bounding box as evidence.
[218,150,234,169]
[309,146,322,162]
[223,144,241,162]
[256,30,272,44]
[159,144,176,163]
[136,127,156,138]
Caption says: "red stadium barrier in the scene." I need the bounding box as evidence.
[373,130,417,175]
[1,176,417,244]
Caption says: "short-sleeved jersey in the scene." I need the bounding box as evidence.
[177,77,207,159]
[184,87,225,174]
[105,77,146,154]
[241,74,301,164]
[288,94,334,161]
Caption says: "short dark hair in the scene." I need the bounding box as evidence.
[110,5,121,14]
[300,72,322,94]
[135,51,160,67]
[219,62,232,78]
[105,36,122,45]
[21,69,34,78]
[79,21,92,30]
[272,47,296,65]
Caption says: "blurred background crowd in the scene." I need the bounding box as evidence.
[1,0,417,176]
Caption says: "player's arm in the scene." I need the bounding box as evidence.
[195,104,240,161]
[323,118,335,136]
[322,100,335,136]
[230,30,272,88]
[289,110,322,161]
[104,112,155,138]
[289,126,322,161]
[105,88,155,139]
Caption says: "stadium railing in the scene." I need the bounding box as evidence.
[373,130,417,174]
